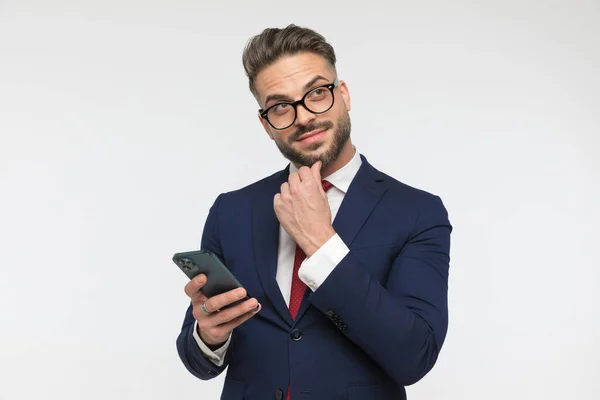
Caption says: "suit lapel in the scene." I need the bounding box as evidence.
[252,167,294,327]
[294,156,388,322]
[331,157,388,246]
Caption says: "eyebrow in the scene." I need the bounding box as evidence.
[263,75,331,107]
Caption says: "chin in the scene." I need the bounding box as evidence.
[304,142,326,152]
[279,130,343,169]
[300,142,328,157]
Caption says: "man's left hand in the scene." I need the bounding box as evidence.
[274,161,335,257]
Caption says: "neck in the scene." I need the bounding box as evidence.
[320,141,355,178]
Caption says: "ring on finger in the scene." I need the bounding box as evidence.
[200,301,212,314]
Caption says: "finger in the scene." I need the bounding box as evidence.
[184,274,208,301]
[311,160,323,182]
[210,298,259,326]
[297,166,314,183]
[211,303,262,335]
[280,182,291,200]
[205,287,248,312]
[288,172,300,194]
[198,298,259,332]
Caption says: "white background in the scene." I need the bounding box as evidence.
[1,1,599,399]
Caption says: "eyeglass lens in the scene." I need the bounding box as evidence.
[267,86,334,129]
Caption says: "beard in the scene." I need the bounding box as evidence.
[273,109,351,169]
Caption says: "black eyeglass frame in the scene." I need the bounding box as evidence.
[258,78,340,130]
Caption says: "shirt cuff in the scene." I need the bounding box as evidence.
[192,320,231,367]
[298,233,349,292]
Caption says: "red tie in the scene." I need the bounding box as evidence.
[287,179,333,399]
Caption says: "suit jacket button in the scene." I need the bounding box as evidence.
[291,329,303,341]
[275,388,283,400]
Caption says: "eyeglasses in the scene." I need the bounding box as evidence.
[259,79,339,130]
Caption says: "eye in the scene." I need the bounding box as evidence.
[270,103,292,116]
[308,88,327,99]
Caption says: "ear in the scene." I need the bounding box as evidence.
[259,115,274,139]
[338,80,351,112]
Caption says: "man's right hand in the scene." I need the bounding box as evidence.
[184,273,261,348]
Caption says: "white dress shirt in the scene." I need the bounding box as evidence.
[193,147,362,366]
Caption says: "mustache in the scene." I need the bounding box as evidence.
[289,121,334,142]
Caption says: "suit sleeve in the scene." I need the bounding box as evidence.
[308,195,452,387]
[176,193,230,380]
[192,320,231,366]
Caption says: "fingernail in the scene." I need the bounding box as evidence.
[237,289,245,298]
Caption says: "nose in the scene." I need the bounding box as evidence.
[295,103,316,126]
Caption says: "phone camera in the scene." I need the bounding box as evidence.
[180,258,193,272]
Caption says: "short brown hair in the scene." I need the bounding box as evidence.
[242,24,337,99]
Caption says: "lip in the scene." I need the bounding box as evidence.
[297,129,327,143]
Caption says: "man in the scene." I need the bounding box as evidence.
[176,24,452,400]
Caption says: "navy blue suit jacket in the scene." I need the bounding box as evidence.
[176,154,452,400]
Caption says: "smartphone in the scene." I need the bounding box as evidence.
[172,249,249,308]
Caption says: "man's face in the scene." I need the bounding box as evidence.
[254,52,352,169]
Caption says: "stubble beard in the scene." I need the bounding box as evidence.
[274,110,352,170]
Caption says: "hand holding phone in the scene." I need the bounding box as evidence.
[174,250,261,348]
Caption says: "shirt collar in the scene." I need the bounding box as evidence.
[288,146,362,194]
